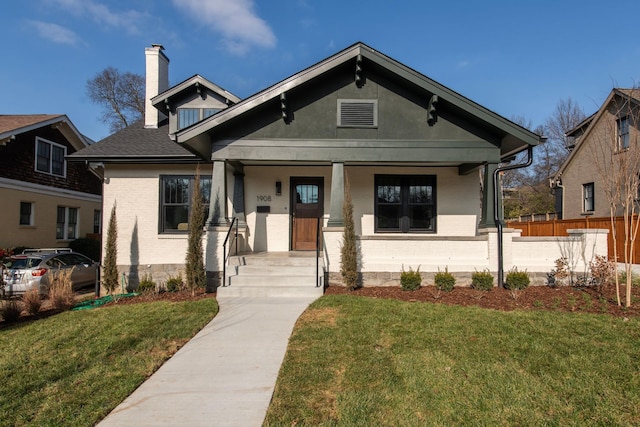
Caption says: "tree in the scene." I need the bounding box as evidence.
[502,100,585,219]
[103,204,118,295]
[185,166,206,295]
[340,175,359,290]
[588,89,640,307]
[86,67,144,133]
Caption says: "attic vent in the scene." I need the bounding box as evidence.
[338,99,377,127]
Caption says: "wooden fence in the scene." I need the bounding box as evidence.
[506,216,640,262]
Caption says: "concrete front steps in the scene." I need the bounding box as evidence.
[218,252,325,298]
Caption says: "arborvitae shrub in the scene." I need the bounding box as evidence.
[471,269,494,291]
[400,266,422,291]
[340,176,359,290]
[505,267,530,290]
[434,267,456,292]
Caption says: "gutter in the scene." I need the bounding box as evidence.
[492,145,534,288]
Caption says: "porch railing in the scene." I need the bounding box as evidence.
[222,217,238,287]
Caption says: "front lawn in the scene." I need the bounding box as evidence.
[265,295,640,426]
[0,297,217,426]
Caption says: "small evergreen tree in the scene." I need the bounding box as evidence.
[103,204,118,294]
[340,175,359,290]
[186,167,206,295]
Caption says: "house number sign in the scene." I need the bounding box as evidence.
[257,195,272,202]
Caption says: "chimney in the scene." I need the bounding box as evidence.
[145,44,169,128]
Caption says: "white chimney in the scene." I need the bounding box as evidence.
[144,44,169,128]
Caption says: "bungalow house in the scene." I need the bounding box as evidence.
[70,43,607,291]
[0,114,102,250]
[553,88,640,220]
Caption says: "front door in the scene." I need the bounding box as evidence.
[291,177,323,251]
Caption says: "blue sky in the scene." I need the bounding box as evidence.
[4,0,640,142]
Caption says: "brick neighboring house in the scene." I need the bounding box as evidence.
[553,89,640,219]
[0,115,102,249]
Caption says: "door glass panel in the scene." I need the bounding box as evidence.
[295,185,319,204]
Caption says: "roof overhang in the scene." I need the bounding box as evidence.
[0,115,90,148]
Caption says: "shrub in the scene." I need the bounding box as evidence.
[103,204,118,295]
[505,267,530,291]
[471,269,494,291]
[137,274,156,293]
[341,175,359,291]
[69,238,101,262]
[0,299,21,321]
[47,268,75,311]
[22,288,42,315]
[185,167,206,296]
[166,274,183,292]
[400,266,422,291]
[548,257,569,287]
[434,267,456,292]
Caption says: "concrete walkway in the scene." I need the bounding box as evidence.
[99,295,320,426]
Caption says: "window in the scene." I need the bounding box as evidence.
[338,99,378,127]
[20,202,34,226]
[618,116,630,150]
[178,108,199,129]
[56,207,78,240]
[93,210,101,234]
[35,137,66,177]
[375,175,436,232]
[203,108,221,118]
[583,183,594,212]
[160,175,211,232]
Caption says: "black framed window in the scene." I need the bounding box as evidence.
[20,202,33,225]
[160,175,211,232]
[178,108,199,129]
[583,182,594,212]
[375,175,436,232]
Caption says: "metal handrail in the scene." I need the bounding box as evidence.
[222,217,238,287]
[316,217,321,287]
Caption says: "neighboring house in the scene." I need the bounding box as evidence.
[0,114,102,249]
[70,43,607,288]
[553,89,640,219]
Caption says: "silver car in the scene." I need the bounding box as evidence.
[2,250,99,296]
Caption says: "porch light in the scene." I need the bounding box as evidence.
[275,181,282,196]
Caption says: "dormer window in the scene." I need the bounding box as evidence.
[617,116,630,150]
[178,108,223,130]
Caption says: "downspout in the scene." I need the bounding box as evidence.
[493,145,534,288]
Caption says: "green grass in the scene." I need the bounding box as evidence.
[0,298,217,426]
[265,295,640,426]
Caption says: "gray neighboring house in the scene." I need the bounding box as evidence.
[71,42,607,289]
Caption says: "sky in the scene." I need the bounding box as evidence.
[4,0,640,142]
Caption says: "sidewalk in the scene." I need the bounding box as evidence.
[98,295,319,426]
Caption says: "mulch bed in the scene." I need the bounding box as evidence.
[324,283,640,317]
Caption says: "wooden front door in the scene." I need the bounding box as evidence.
[291,177,323,251]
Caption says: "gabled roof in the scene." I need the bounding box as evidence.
[151,74,241,110]
[555,88,640,180]
[67,119,198,163]
[176,42,540,157]
[0,114,90,148]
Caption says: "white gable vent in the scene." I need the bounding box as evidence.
[338,99,378,127]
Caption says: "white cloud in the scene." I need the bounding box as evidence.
[172,0,276,55]
[27,20,81,45]
[46,0,147,35]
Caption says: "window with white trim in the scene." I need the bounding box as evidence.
[57,207,78,240]
[617,116,630,150]
[35,137,66,177]
[20,202,34,226]
[583,183,594,213]
[160,175,212,232]
[375,175,436,232]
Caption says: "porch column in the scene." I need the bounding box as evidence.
[479,163,501,228]
[327,162,344,227]
[232,166,246,227]
[207,160,228,227]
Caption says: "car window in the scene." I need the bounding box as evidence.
[46,257,65,267]
[9,258,42,268]
[58,253,91,265]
